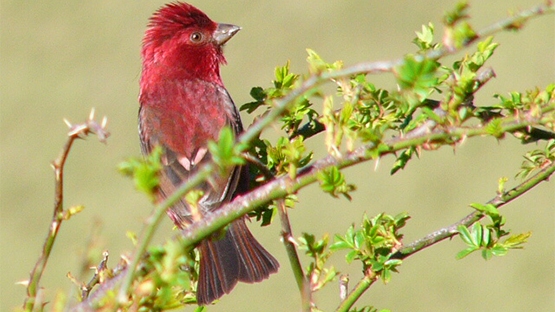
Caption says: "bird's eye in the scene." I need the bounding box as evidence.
[190,32,204,43]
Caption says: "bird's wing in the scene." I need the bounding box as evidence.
[138,80,243,227]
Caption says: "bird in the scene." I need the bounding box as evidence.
[138,2,279,305]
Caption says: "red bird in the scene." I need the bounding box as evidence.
[138,2,278,305]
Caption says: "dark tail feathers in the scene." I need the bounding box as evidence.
[196,219,279,305]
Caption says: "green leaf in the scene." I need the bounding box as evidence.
[208,127,245,172]
[259,206,276,226]
[329,237,350,250]
[456,247,478,259]
[345,250,358,264]
[517,140,555,179]
[274,61,298,90]
[412,23,437,50]
[502,232,531,248]
[443,1,470,26]
[457,225,474,246]
[240,87,267,113]
[391,147,415,175]
[485,118,504,138]
[490,245,509,257]
[470,222,483,247]
[62,205,84,220]
[317,166,356,200]
[394,55,439,100]
[497,177,508,195]
[481,249,493,260]
[118,146,163,198]
[481,226,491,247]
[306,49,343,74]
[451,21,477,48]
[469,203,499,218]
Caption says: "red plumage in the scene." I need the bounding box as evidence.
[138,2,278,305]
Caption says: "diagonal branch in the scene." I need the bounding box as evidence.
[335,159,555,312]
[394,159,555,259]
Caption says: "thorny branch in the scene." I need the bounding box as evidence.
[335,159,555,312]
[23,109,109,312]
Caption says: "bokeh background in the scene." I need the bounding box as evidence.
[1,1,553,311]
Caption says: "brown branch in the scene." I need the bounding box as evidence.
[81,251,110,300]
[23,110,109,311]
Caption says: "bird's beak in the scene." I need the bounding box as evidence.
[213,23,241,46]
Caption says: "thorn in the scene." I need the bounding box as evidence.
[287,235,300,246]
[89,108,96,121]
[374,157,380,171]
[93,267,100,275]
[459,135,467,146]
[101,116,108,128]
[339,274,349,300]
[15,279,30,286]
[63,118,72,128]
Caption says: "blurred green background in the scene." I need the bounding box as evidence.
[1,1,553,311]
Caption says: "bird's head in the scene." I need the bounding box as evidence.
[141,2,240,84]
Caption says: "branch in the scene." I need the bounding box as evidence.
[23,110,109,311]
[333,159,555,312]
[394,159,555,259]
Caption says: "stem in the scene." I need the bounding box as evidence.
[117,97,551,302]
[24,113,108,311]
[277,199,311,311]
[23,135,75,311]
[82,100,553,309]
[81,251,110,299]
[394,159,555,258]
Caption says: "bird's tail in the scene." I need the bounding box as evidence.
[196,219,279,305]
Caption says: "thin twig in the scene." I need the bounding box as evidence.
[395,159,555,258]
[80,251,110,300]
[277,199,311,311]
[23,110,109,311]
